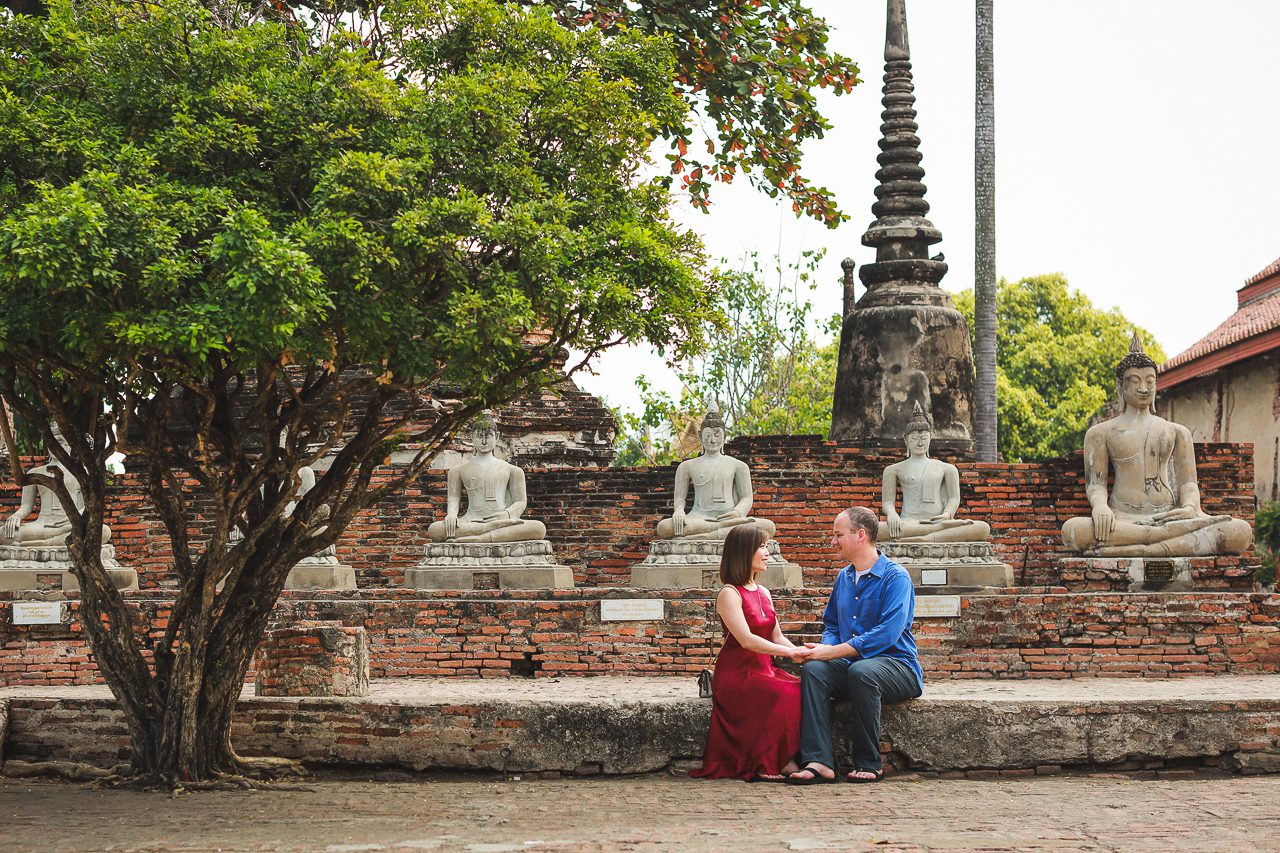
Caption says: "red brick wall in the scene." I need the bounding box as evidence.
[2,437,1253,590]
[4,588,1278,687]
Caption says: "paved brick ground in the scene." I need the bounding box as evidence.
[2,772,1278,852]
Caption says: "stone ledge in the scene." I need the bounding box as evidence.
[1057,556,1257,592]
[5,676,1280,775]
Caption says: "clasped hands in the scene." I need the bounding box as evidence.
[785,641,849,662]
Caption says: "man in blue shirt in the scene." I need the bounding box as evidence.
[788,506,923,783]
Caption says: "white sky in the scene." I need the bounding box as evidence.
[575,0,1280,417]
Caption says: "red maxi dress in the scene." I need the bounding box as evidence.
[690,584,802,780]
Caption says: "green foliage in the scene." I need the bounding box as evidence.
[614,251,836,465]
[0,0,708,392]
[531,2,862,225]
[1253,501,1280,587]
[954,274,1167,462]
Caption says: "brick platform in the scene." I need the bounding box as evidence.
[5,588,1280,686]
[4,676,1280,775]
[254,623,369,698]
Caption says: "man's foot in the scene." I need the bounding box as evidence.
[786,763,836,785]
[845,768,884,783]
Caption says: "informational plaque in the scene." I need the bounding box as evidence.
[919,569,948,586]
[1143,560,1175,583]
[12,601,67,625]
[914,595,961,619]
[600,599,665,622]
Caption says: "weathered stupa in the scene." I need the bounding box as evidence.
[830,0,976,452]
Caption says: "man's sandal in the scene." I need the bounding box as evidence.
[786,764,837,785]
[845,768,885,783]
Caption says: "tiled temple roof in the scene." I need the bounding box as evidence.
[1159,257,1280,388]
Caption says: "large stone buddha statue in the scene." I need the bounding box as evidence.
[654,405,775,541]
[0,423,135,592]
[879,402,990,543]
[1061,336,1253,557]
[1,425,108,548]
[409,410,567,590]
[633,404,798,589]
[427,410,547,544]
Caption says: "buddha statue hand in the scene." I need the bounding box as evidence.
[1,514,20,542]
[671,508,685,538]
[1151,506,1199,523]
[444,513,459,540]
[1091,506,1115,543]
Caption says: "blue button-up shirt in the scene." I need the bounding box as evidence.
[821,551,923,690]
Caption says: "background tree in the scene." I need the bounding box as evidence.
[615,251,837,465]
[954,274,1166,462]
[0,0,709,786]
[973,0,997,461]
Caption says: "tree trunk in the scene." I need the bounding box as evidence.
[974,0,998,461]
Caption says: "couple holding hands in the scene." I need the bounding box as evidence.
[690,506,922,784]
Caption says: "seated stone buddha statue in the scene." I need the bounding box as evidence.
[654,405,776,541]
[878,402,990,543]
[1060,335,1252,557]
[427,410,546,544]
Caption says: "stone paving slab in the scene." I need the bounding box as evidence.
[3,773,1280,852]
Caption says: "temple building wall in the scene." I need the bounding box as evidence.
[1157,351,1280,506]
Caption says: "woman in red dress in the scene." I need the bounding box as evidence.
[690,523,804,782]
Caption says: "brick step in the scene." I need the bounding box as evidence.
[4,676,1280,776]
[5,589,1280,685]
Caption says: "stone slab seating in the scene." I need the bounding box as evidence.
[877,402,1010,590]
[407,409,571,590]
[6,675,1280,776]
[0,424,136,592]
[632,404,801,589]
[1059,335,1253,584]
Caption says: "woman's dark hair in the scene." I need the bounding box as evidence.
[719,523,767,586]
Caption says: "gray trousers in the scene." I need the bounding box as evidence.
[799,656,922,772]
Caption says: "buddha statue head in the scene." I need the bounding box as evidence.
[699,403,726,454]
[469,409,499,454]
[1115,333,1159,415]
[904,401,932,457]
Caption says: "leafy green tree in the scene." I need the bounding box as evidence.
[0,0,709,786]
[954,274,1166,462]
[615,251,836,465]
[534,1,862,225]
[0,0,862,225]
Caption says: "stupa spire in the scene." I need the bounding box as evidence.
[830,0,976,451]
[861,0,945,283]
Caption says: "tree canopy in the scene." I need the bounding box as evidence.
[0,0,709,785]
[536,1,862,224]
[953,274,1167,462]
[0,0,864,226]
